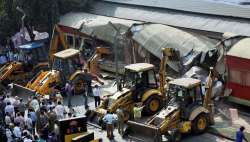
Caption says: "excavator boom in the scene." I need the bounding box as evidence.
[0,62,23,83]
[159,48,176,95]
[86,47,110,75]
[49,25,69,64]
[11,25,69,98]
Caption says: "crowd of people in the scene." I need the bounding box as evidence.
[0,70,105,142]
[0,93,77,142]
[0,38,24,65]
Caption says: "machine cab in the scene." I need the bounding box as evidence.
[168,78,203,108]
[18,41,48,64]
[53,49,82,83]
[122,63,158,90]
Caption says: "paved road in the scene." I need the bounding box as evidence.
[62,95,232,142]
[88,124,232,142]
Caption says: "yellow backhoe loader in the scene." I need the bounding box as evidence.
[13,49,85,98]
[0,42,49,87]
[13,47,109,98]
[86,46,110,76]
[86,48,175,126]
[1,24,69,95]
[126,68,215,142]
[49,25,70,64]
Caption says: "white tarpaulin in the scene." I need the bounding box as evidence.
[132,24,218,72]
[60,12,139,43]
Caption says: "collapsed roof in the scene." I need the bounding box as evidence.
[131,24,218,72]
[60,13,219,72]
[59,12,140,43]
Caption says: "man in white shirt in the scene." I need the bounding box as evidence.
[5,102,15,118]
[13,123,22,139]
[55,101,65,120]
[4,95,11,105]
[25,114,33,132]
[5,112,12,126]
[5,126,14,142]
[30,96,39,111]
[93,85,101,108]
[13,96,20,112]
[65,81,73,108]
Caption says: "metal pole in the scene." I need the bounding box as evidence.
[16,6,26,29]
[16,6,26,43]
[108,22,121,91]
[114,31,120,91]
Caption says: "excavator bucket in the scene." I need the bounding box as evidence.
[126,120,162,142]
[86,109,107,129]
[11,84,35,102]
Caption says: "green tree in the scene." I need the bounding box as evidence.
[0,0,90,44]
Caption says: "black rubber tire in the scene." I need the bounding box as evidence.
[192,113,208,134]
[143,95,163,115]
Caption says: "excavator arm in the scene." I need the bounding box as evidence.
[159,48,176,95]
[86,47,110,75]
[0,62,22,82]
[203,67,215,124]
[203,68,214,108]
[49,25,69,64]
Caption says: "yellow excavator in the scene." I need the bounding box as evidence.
[0,24,68,94]
[49,24,70,64]
[26,49,85,95]
[0,42,49,90]
[13,46,109,97]
[10,25,73,95]
[85,46,110,76]
[12,23,110,98]
[86,48,175,126]
[126,68,215,142]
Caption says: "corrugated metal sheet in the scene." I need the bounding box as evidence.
[102,0,250,19]
[59,12,139,43]
[132,24,217,71]
[86,1,250,37]
[227,38,250,59]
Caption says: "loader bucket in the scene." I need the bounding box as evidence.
[126,120,162,142]
[85,109,107,129]
[11,84,35,103]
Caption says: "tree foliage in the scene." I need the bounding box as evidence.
[0,0,90,44]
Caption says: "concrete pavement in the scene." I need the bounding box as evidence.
[63,95,236,142]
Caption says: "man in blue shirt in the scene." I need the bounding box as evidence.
[29,108,37,134]
[236,126,248,142]
[103,111,115,139]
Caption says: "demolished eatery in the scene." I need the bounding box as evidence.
[59,12,220,75]
[58,0,250,106]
